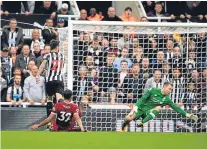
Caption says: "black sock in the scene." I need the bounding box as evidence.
[122,120,129,129]
[46,101,53,117]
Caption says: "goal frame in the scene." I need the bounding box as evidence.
[67,21,207,90]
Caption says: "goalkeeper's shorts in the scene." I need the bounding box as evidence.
[134,109,150,120]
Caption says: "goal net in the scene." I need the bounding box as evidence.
[60,21,207,132]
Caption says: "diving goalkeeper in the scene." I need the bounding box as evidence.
[121,82,198,132]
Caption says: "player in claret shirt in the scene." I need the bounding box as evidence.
[30,89,87,132]
[120,82,198,132]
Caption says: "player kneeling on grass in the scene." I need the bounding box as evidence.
[30,89,87,132]
[121,82,198,132]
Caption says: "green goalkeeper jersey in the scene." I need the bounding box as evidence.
[136,88,186,116]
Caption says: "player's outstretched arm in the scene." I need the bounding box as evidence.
[30,113,56,130]
[74,113,86,132]
[168,100,198,121]
[38,59,47,75]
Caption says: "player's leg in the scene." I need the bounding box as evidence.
[54,80,64,102]
[137,106,162,127]
[121,109,144,131]
[45,82,54,117]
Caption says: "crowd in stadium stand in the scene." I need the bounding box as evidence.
[0,1,206,110]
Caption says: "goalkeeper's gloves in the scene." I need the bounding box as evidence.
[186,113,198,121]
[128,105,138,116]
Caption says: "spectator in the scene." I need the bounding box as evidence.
[145,39,158,64]
[162,63,172,82]
[0,66,7,102]
[25,29,45,52]
[84,55,94,75]
[8,67,24,87]
[182,82,197,109]
[87,8,104,21]
[123,64,143,103]
[42,19,58,44]
[139,57,153,82]
[57,18,65,28]
[24,66,46,105]
[3,1,29,14]
[78,9,88,20]
[56,3,73,17]
[102,38,109,51]
[2,18,24,53]
[73,66,93,102]
[117,60,131,101]
[166,1,186,21]
[84,37,105,67]
[185,2,203,21]
[32,42,42,58]
[143,69,163,94]
[35,1,57,18]
[169,46,185,70]
[1,48,12,82]
[99,56,118,98]
[120,7,137,22]
[142,1,155,14]
[117,34,130,49]
[165,39,174,62]
[169,68,186,103]
[99,87,117,104]
[195,32,207,68]
[36,45,51,68]
[6,75,26,105]
[15,44,36,76]
[103,7,122,21]
[132,47,143,64]
[147,2,169,17]
[9,46,17,67]
[24,60,36,78]
[185,51,196,71]
[21,1,35,14]
[152,51,165,69]
[139,16,149,22]
[113,47,133,72]
[107,38,120,58]
[200,68,207,107]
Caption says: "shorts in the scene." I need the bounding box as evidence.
[46,80,64,96]
[134,109,150,120]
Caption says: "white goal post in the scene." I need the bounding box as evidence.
[58,21,207,132]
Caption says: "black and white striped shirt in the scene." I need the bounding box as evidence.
[8,30,17,47]
[170,77,186,103]
[44,52,64,82]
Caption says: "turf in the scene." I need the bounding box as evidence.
[1,131,207,149]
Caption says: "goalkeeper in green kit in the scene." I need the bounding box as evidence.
[121,82,198,132]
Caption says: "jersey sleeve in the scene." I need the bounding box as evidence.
[136,88,152,107]
[51,104,58,115]
[43,54,50,61]
[167,98,187,116]
[72,104,79,114]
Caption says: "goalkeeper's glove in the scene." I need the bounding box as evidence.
[186,113,198,121]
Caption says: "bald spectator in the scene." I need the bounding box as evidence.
[143,69,163,94]
[24,66,46,105]
[120,7,137,22]
[165,39,174,62]
[88,8,103,21]
[103,7,122,21]
[25,28,45,52]
[78,9,88,20]
[152,51,165,69]
[24,60,36,78]
[169,46,185,69]
[32,42,42,58]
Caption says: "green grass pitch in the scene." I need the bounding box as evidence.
[1,131,207,149]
